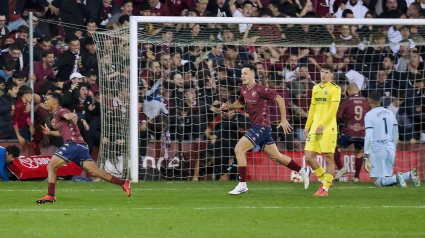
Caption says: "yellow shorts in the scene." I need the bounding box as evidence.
[304,133,337,154]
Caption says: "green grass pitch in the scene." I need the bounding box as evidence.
[1,181,424,238]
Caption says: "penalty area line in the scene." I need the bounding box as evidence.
[1,205,425,212]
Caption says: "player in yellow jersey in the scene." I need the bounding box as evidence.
[303,63,341,196]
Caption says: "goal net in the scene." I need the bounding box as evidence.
[93,17,425,182]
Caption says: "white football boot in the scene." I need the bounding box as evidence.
[229,183,248,195]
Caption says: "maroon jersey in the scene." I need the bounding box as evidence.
[54,107,86,144]
[337,94,369,137]
[238,83,278,127]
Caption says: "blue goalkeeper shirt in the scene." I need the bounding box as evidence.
[0,146,10,182]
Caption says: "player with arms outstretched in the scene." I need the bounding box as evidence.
[363,91,420,187]
[334,83,369,182]
[36,92,131,204]
[221,64,310,195]
[303,63,341,196]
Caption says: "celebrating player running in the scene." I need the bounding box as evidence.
[36,93,131,204]
[221,64,310,195]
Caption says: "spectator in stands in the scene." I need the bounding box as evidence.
[368,68,396,101]
[197,0,210,16]
[0,59,16,81]
[334,0,368,18]
[399,77,425,138]
[0,76,4,96]
[150,0,171,16]
[81,38,98,74]
[207,0,232,17]
[0,43,23,71]
[0,145,20,182]
[25,15,43,38]
[140,61,162,89]
[0,81,18,139]
[62,72,84,109]
[167,0,196,16]
[10,71,26,87]
[55,37,82,85]
[407,2,425,18]
[0,15,10,49]
[97,0,121,28]
[229,0,254,34]
[25,50,55,94]
[107,0,133,29]
[377,1,400,17]
[60,0,87,37]
[85,70,99,95]
[13,85,34,145]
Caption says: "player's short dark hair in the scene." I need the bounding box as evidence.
[368,91,382,103]
[48,92,63,106]
[17,85,33,97]
[6,145,20,158]
[321,63,334,72]
[242,64,256,73]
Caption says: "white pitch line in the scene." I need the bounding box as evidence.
[1,205,424,212]
[0,187,378,192]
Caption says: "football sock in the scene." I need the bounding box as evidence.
[313,166,325,181]
[375,176,397,187]
[402,172,411,181]
[334,149,343,170]
[354,157,363,178]
[238,166,247,182]
[48,182,56,196]
[110,176,125,186]
[323,173,333,191]
[286,159,301,172]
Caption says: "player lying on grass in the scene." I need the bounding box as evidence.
[363,91,420,187]
[303,63,341,197]
[220,64,310,195]
[36,92,131,204]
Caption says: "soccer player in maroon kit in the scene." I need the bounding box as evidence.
[36,93,131,204]
[221,64,310,195]
[334,83,370,182]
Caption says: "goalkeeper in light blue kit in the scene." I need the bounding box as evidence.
[363,91,420,187]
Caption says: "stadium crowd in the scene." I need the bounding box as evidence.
[0,0,425,180]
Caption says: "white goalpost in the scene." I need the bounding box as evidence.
[93,16,425,183]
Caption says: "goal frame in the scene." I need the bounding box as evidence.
[129,16,425,182]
